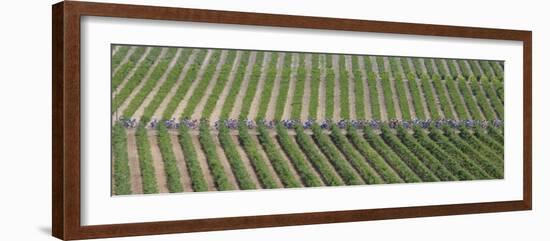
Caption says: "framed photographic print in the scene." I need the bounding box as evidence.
[52,1,532,240]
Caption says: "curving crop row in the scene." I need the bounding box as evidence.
[423,59,436,77]
[362,126,422,182]
[273,53,294,120]
[412,127,475,180]
[308,54,321,119]
[400,57,412,76]
[376,56,387,74]
[441,127,503,178]
[294,126,343,186]
[457,126,503,165]
[311,125,363,185]
[406,72,427,120]
[177,125,208,192]
[431,74,454,119]
[112,123,132,195]
[123,48,178,118]
[352,56,366,119]
[275,124,322,187]
[435,59,448,77]
[157,124,183,192]
[201,51,241,119]
[238,52,266,119]
[482,76,504,119]
[325,64,336,119]
[113,47,162,112]
[445,75,469,119]
[329,125,383,184]
[490,61,504,80]
[395,126,457,181]
[291,54,306,119]
[419,73,441,120]
[161,49,208,120]
[217,125,256,190]
[237,123,278,188]
[345,126,403,183]
[141,49,193,123]
[457,75,483,120]
[112,46,131,71]
[338,56,351,119]
[135,124,159,194]
[425,127,491,179]
[473,126,504,155]
[257,124,301,187]
[112,47,147,90]
[379,125,439,182]
[325,54,333,68]
[180,50,224,119]
[380,72,397,119]
[445,59,459,79]
[469,75,496,120]
[256,52,281,120]
[468,60,482,79]
[198,121,234,191]
[366,70,382,120]
[458,60,472,77]
[393,73,412,120]
[219,51,252,120]
[389,57,402,77]
[412,58,425,78]
[480,60,495,79]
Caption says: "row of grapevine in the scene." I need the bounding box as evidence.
[257,124,301,187]
[112,47,147,90]
[273,53,294,120]
[308,54,321,119]
[412,58,425,77]
[406,72,427,119]
[237,123,279,188]
[256,53,281,120]
[157,124,184,192]
[469,75,496,120]
[419,74,441,119]
[177,126,208,191]
[435,59,449,77]
[218,52,252,120]
[291,54,307,119]
[198,122,235,191]
[431,74,454,119]
[217,125,257,189]
[445,75,470,119]
[352,56,366,119]
[135,125,159,193]
[325,59,336,119]
[482,76,504,119]
[457,126,503,165]
[338,56,351,119]
[446,59,459,79]
[390,58,412,120]
[400,58,413,77]
[380,73,397,119]
[423,59,436,77]
[457,76,483,120]
[112,46,131,71]
[112,123,132,195]
[473,127,504,155]
[238,52,266,119]
[458,60,472,78]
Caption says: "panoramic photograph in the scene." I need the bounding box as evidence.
[111,44,505,196]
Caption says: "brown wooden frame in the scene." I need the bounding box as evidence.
[52,1,532,240]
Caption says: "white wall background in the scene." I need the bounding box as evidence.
[0,0,547,240]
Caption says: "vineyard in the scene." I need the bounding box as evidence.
[111,45,505,195]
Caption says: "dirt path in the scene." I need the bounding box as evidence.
[229,52,258,119]
[250,135,284,188]
[112,46,136,77]
[211,51,250,121]
[441,79,459,119]
[152,50,198,120]
[212,135,241,189]
[169,134,194,192]
[282,53,298,120]
[113,47,151,97]
[191,50,229,120]
[190,134,217,191]
[317,55,327,120]
[389,76,403,119]
[300,54,312,120]
[132,49,182,120]
[147,133,170,193]
[171,50,215,120]
[230,135,261,188]
[332,55,342,120]
[264,52,286,120]
[126,131,143,194]
[357,56,373,119]
[115,48,167,116]
[345,55,357,120]
[248,52,275,120]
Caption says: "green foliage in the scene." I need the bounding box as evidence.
[376,56,387,74]
[123,48,178,118]
[482,77,504,119]
[217,125,256,189]
[238,52,265,119]
[308,54,321,119]
[257,124,301,187]
[423,58,436,77]
[291,54,306,119]
[406,72,427,119]
[457,75,483,120]
[311,125,362,185]
[431,74,454,119]
[394,74,412,120]
[157,124,183,192]
[458,60,472,77]
[367,70,383,120]
[161,49,208,120]
[468,60,482,79]
[112,47,147,90]
[329,125,383,184]
[425,127,491,179]
[389,57,402,77]
[480,60,495,79]
[201,51,241,119]
[338,56,351,119]
[113,47,162,112]
[219,51,252,119]
[457,126,503,166]
[325,54,333,68]
[379,125,439,182]
[420,73,440,119]
[181,50,223,119]
[256,52,280,120]
[380,72,397,119]
[352,56,366,119]
[473,127,504,155]
[412,58,425,77]
[469,75,496,120]
[435,59,449,77]
[237,123,278,188]
[445,59,459,79]
[275,124,322,187]
[198,121,234,191]
[177,125,208,192]
[112,46,131,70]
[399,57,412,76]
[445,75,469,119]
[487,126,504,144]
[274,53,294,120]
[490,61,504,80]
[325,66,336,119]
[294,126,343,186]
[112,123,132,195]
[362,126,421,183]
[135,124,159,194]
